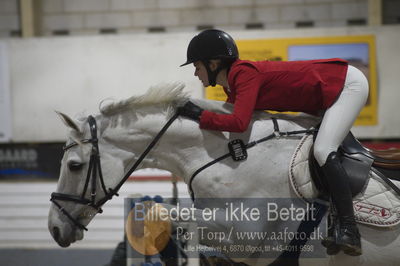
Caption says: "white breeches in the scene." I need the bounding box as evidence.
[313,65,369,166]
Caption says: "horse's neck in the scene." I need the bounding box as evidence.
[151,120,210,180]
[98,101,318,187]
[99,110,206,182]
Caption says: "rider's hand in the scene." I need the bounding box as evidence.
[177,101,204,121]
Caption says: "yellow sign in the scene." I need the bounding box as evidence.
[205,35,377,125]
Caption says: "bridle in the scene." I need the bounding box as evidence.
[50,113,179,231]
[50,116,114,231]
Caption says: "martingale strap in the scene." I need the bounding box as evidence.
[188,118,316,200]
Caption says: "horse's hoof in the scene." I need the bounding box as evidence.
[321,236,335,248]
[326,244,341,255]
[268,258,299,266]
[337,224,362,256]
[321,236,341,255]
[341,244,362,256]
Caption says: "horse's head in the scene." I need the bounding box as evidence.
[48,83,230,247]
[48,112,125,247]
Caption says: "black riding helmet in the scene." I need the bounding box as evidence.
[180,29,239,86]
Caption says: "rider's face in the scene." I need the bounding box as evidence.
[193,61,209,87]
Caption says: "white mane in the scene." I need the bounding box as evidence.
[100,82,188,116]
[97,81,320,129]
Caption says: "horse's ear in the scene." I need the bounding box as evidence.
[55,111,81,133]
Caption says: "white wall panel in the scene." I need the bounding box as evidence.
[3,25,400,142]
[6,32,202,142]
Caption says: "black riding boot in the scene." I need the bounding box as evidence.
[320,152,362,256]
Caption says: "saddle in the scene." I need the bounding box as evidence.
[289,131,400,227]
[309,131,400,199]
[340,132,400,169]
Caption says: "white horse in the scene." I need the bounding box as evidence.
[48,83,400,266]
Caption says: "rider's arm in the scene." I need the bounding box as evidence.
[199,64,261,132]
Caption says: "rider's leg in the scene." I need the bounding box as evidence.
[313,65,369,256]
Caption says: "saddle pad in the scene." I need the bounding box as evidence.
[289,134,400,228]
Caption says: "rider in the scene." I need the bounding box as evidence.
[178,29,369,256]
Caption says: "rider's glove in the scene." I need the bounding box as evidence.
[177,101,204,122]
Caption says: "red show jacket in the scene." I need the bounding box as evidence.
[199,58,348,132]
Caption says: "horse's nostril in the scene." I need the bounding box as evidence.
[53,226,60,241]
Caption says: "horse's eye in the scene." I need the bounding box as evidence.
[68,161,83,171]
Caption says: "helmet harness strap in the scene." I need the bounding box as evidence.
[202,59,224,87]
